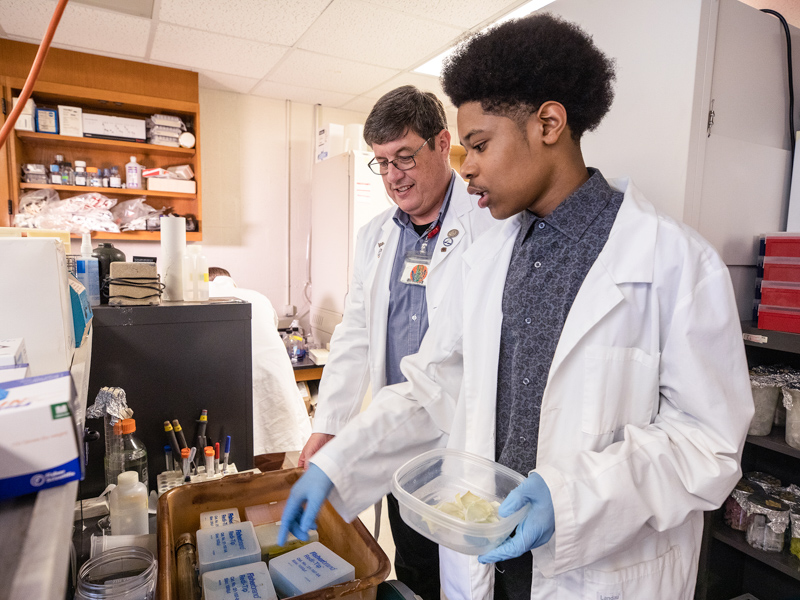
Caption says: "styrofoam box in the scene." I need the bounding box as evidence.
[197,520,261,576]
[0,239,75,376]
[200,508,241,529]
[146,177,196,194]
[202,561,277,600]
[268,541,355,598]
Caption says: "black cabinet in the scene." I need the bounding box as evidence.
[82,301,253,497]
[697,322,800,600]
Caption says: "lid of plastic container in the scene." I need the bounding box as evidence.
[130,156,137,162]
[749,492,789,513]
[734,478,763,495]
[758,304,800,315]
[745,471,782,489]
[117,471,139,487]
[775,490,800,507]
[121,418,136,434]
[761,281,800,290]
[204,446,214,456]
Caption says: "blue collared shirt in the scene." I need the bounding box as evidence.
[385,173,456,386]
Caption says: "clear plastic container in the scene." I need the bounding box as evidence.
[745,494,790,553]
[391,448,529,555]
[74,546,157,600]
[748,384,780,436]
[723,478,762,531]
[785,387,800,450]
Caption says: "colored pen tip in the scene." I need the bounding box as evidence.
[224,435,231,452]
[164,421,173,431]
[164,444,171,452]
[172,419,182,431]
[215,442,220,459]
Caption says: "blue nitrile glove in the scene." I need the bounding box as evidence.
[278,464,334,546]
[478,472,555,564]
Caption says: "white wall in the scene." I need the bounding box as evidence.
[112,89,370,328]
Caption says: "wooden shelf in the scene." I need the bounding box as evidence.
[746,427,800,460]
[711,520,800,581]
[67,230,202,242]
[20,182,196,200]
[16,130,195,156]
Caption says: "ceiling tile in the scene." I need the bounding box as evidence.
[158,0,331,47]
[269,49,399,95]
[297,0,464,70]
[251,80,355,108]
[364,0,521,29]
[198,70,261,94]
[340,96,379,114]
[150,23,288,79]
[363,71,451,105]
[0,0,151,57]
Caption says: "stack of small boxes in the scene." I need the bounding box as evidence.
[146,114,186,148]
[756,234,800,333]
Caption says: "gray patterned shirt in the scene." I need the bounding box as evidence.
[495,169,623,475]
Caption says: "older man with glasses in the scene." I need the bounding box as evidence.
[298,85,497,599]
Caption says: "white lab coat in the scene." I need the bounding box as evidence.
[311,172,498,435]
[311,178,753,600]
[209,277,312,454]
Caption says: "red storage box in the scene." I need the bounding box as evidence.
[758,305,800,334]
[760,281,800,308]
[762,257,800,282]
[763,234,800,257]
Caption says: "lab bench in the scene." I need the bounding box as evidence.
[292,355,325,382]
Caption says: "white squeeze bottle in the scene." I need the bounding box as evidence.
[110,471,149,535]
[77,233,101,306]
[125,155,143,189]
[183,245,197,301]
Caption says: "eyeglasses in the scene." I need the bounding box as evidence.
[368,138,431,175]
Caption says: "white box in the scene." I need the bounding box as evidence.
[147,177,196,194]
[83,113,146,142]
[197,521,261,576]
[35,107,58,134]
[0,338,27,366]
[0,239,75,376]
[14,113,34,131]
[200,508,241,529]
[0,364,29,383]
[268,542,355,597]
[0,372,81,500]
[12,96,36,116]
[202,562,277,600]
[12,98,36,132]
[316,123,344,162]
[58,105,83,137]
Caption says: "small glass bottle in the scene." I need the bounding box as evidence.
[120,418,149,493]
[74,160,88,186]
[87,166,102,187]
[60,160,74,186]
[49,154,63,184]
[102,168,110,187]
[109,166,122,188]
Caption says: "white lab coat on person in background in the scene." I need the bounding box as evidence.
[311,178,754,600]
[311,171,497,435]
[209,276,312,454]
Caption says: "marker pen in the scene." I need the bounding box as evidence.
[164,421,181,464]
[196,409,208,449]
[214,442,220,475]
[204,446,214,477]
[172,419,188,449]
[222,435,231,474]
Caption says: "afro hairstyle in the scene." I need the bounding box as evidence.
[441,13,616,141]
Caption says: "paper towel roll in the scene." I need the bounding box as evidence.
[160,216,186,301]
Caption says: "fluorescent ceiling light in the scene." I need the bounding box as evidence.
[413,0,556,77]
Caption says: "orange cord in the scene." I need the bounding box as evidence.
[0,0,70,151]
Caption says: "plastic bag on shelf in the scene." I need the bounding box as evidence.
[16,191,120,233]
[13,188,60,227]
[111,198,164,231]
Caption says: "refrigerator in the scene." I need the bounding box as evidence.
[310,150,394,345]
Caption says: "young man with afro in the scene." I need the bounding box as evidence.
[280,13,753,600]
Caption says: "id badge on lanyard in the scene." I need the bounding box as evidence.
[399,224,440,287]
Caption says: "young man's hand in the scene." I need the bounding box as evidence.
[278,464,334,545]
[478,472,555,563]
[298,433,335,469]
